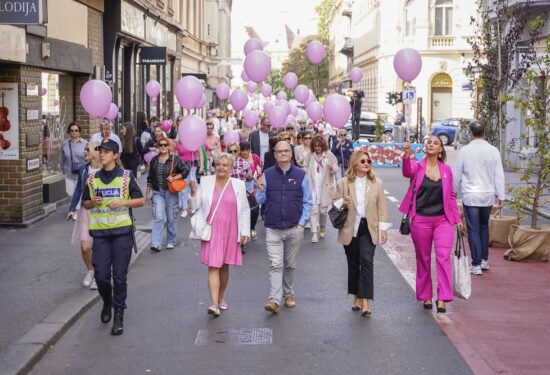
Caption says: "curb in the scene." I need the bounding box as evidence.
[0,230,150,375]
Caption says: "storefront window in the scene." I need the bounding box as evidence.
[41,72,63,175]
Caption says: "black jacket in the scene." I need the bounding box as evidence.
[147,155,189,191]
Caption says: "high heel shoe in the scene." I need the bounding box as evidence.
[361,309,371,318]
[423,300,433,310]
[436,300,446,314]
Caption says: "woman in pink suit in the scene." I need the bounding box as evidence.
[399,136,462,313]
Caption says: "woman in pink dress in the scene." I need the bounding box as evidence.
[189,154,250,317]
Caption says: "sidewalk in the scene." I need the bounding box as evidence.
[384,229,550,375]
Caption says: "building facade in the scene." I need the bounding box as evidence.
[327,0,353,91]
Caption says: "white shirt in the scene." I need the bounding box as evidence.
[91,132,122,152]
[453,138,505,206]
[353,176,392,237]
[312,154,325,204]
[212,118,221,137]
[259,131,270,162]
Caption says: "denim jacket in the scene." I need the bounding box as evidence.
[68,163,91,212]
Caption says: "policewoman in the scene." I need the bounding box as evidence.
[82,139,145,335]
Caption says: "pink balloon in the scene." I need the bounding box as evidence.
[294,85,309,104]
[283,72,298,90]
[216,83,230,100]
[276,99,290,117]
[104,103,118,121]
[224,130,240,144]
[247,81,257,93]
[269,106,287,128]
[305,92,317,107]
[176,76,203,110]
[196,93,206,108]
[40,87,47,96]
[244,50,271,83]
[263,101,274,113]
[241,70,249,82]
[244,38,263,55]
[349,67,363,83]
[289,103,298,116]
[260,83,272,97]
[323,94,351,128]
[230,89,248,111]
[161,120,171,132]
[306,40,325,65]
[144,151,158,164]
[151,105,157,113]
[276,91,287,101]
[306,102,323,122]
[178,115,207,151]
[151,97,158,102]
[53,99,60,106]
[145,80,161,98]
[393,48,422,83]
[80,79,112,118]
[244,110,259,128]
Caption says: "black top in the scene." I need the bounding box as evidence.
[415,176,445,216]
[82,167,143,201]
[147,154,189,191]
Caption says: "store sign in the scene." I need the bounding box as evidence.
[0,83,19,160]
[0,0,41,24]
[0,25,26,63]
[140,47,166,65]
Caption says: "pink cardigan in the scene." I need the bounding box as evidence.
[398,157,461,225]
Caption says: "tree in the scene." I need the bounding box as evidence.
[466,0,535,149]
[506,16,550,229]
[265,69,285,97]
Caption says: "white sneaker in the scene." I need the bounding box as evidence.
[89,279,98,290]
[470,265,483,275]
[304,222,311,229]
[481,259,490,270]
[167,244,175,249]
[311,233,319,243]
[82,270,94,288]
[180,210,188,218]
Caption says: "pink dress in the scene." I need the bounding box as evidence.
[200,183,242,268]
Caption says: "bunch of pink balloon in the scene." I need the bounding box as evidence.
[306,40,325,65]
[294,85,309,104]
[161,120,171,132]
[244,50,271,83]
[178,115,207,151]
[283,72,298,90]
[146,80,161,98]
[80,79,112,118]
[323,94,351,128]
[216,83,230,101]
[349,67,363,84]
[393,48,422,83]
[104,103,118,121]
[230,89,248,111]
[176,76,204,110]
[260,83,272,97]
[224,130,240,145]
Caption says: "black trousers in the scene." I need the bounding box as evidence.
[248,195,260,231]
[343,218,376,299]
[92,234,133,309]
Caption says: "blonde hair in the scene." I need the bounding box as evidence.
[346,150,376,183]
[226,142,240,152]
[86,141,102,169]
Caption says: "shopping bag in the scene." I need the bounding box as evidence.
[452,228,471,300]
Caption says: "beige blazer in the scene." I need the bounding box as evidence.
[334,176,389,246]
[306,151,339,208]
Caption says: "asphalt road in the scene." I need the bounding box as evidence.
[28,167,472,375]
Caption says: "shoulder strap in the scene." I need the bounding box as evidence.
[68,141,74,162]
[121,170,130,199]
[208,179,231,224]
[169,156,175,175]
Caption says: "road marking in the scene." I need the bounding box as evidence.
[384,190,390,195]
[387,196,399,203]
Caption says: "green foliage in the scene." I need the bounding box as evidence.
[374,118,384,142]
[506,17,550,229]
[265,69,286,98]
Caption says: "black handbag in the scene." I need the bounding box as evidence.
[329,205,348,229]
[399,175,417,235]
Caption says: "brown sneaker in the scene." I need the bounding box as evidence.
[264,301,280,314]
[284,295,296,308]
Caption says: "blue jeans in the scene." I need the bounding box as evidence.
[463,205,492,266]
[152,189,180,246]
[179,166,197,210]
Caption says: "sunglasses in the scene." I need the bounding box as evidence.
[159,144,169,148]
[286,127,294,131]
[304,136,312,140]
[360,159,372,165]
[339,134,347,137]
[282,137,291,141]
[70,129,79,132]
[229,149,239,153]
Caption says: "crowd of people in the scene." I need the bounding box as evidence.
[62,111,503,335]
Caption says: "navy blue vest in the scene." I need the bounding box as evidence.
[264,164,306,229]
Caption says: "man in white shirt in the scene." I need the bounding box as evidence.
[249,117,275,163]
[453,120,505,275]
[91,120,122,152]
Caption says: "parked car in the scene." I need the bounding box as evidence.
[430,118,473,145]
[345,112,395,141]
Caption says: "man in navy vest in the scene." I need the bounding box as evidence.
[256,141,313,314]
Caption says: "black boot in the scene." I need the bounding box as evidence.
[111,308,124,335]
[100,302,112,323]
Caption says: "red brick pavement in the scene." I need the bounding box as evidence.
[384,229,550,375]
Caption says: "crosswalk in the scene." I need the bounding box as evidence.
[384,189,401,207]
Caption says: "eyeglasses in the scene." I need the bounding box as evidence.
[70,129,79,133]
[229,149,239,153]
[286,127,294,131]
[282,137,291,141]
[359,159,372,165]
[304,136,312,140]
[339,134,347,137]
[159,144,169,148]
[275,149,291,154]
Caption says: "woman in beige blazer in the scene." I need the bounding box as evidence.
[334,150,391,317]
[306,135,339,243]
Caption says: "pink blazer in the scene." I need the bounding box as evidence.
[398,157,461,225]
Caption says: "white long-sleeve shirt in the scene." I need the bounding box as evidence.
[453,138,505,206]
[353,176,392,236]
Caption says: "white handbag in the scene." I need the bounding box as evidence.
[190,179,231,242]
[452,228,472,300]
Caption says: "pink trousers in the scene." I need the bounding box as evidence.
[410,214,454,302]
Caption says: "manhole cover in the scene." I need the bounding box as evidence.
[194,328,273,346]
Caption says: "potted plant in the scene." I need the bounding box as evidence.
[505,16,550,262]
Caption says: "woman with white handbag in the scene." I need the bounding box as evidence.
[189,154,250,317]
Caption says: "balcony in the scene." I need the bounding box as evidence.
[430,36,455,49]
[340,37,354,57]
